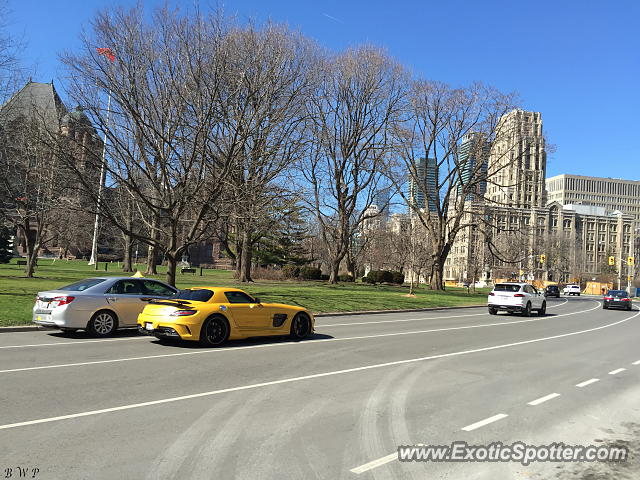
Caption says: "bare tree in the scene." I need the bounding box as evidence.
[0,115,60,276]
[303,46,406,283]
[213,23,316,282]
[386,81,518,290]
[60,5,236,286]
[0,0,24,104]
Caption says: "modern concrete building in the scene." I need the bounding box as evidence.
[485,109,546,209]
[546,174,640,224]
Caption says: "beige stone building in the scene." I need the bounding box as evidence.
[446,108,636,287]
[445,202,634,285]
[485,109,547,209]
[546,174,640,224]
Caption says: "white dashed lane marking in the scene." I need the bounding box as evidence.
[576,378,599,388]
[461,414,509,432]
[527,393,561,406]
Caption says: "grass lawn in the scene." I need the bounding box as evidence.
[0,258,489,327]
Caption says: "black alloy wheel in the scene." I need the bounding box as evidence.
[199,315,230,347]
[289,313,311,340]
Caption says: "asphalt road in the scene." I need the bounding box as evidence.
[1,296,639,479]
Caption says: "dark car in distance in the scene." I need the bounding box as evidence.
[603,290,632,311]
[544,285,561,298]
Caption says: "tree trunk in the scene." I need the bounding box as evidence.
[239,230,253,282]
[430,261,445,290]
[122,234,133,272]
[165,253,177,287]
[329,259,339,284]
[345,251,356,279]
[145,244,157,275]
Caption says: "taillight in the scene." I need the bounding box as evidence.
[170,309,197,316]
[514,293,525,297]
[52,295,75,307]
[622,298,631,301]
[489,292,495,296]
[604,296,613,300]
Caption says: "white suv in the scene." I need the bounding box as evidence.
[488,282,546,316]
[563,284,581,296]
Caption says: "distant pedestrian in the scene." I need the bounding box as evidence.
[601,287,606,296]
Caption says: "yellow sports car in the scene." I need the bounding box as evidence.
[137,287,314,346]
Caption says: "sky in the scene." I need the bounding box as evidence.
[4,0,639,179]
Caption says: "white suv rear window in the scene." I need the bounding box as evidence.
[494,284,521,292]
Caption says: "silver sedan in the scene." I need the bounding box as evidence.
[33,277,178,336]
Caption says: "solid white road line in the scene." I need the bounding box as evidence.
[0,307,635,431]
[323,298,569,327]
[632,360,640,365]
[350,453,398,474]
[527,393,561,406]
[0,337,147,350]
[461,414,509,432]
[576,378,600,388]
[608,368,626,375]
[0,302,603,374]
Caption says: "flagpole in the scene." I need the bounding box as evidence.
[88,89,111,268]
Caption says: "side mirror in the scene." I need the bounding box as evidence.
[253,297,261,304]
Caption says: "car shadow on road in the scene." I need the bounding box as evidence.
[46,328,141,339]
[149,332,335,349]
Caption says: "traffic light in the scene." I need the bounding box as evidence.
[608,256,616,266]
[628,256,634,266]
[539,254,546,264]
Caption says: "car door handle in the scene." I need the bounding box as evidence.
[140,297,152,302]
[107,297,117,302]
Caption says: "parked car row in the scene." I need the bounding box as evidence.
[33,277,315,346]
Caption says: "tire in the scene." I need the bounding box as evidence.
[199,315,230,347]
[488,307,497,315]
[60,328,78,333]
[603,304,608,309]
[522,302,532,317]
[577,293,581,296]
[537,301,546,316]
[290,312,312,340]
[87,310,118,337]
[627,305,632,311]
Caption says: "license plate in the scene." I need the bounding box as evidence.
[145,322,154,331]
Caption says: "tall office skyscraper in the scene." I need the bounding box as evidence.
[408,157,437,212]
[485,109,546,208]
[457,132,489,202]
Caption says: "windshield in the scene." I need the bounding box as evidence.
[494,284,521,292]
[607,290,628,298]
[58,279,107,292]
[172,289,214,302]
